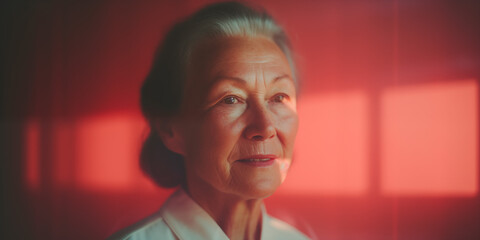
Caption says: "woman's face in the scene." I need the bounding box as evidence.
[178,36,298,199]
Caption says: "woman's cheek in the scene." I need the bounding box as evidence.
[274,106,299,154]
[210,104,246,130]
[270,105,298,182]
[272,103,299,134]
[201,104,246,153]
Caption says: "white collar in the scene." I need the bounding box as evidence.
[160,188,270,240]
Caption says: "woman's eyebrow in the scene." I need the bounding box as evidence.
[211,76,247,86]
[205,77,246,98]
[273,74,293,83]
[211,74,292,87]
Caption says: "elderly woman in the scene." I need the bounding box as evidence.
[109,1,308,239]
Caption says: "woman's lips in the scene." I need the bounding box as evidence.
[236,155,277,167]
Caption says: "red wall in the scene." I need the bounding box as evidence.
[2,0,480,239]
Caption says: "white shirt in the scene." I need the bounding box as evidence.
[107,189,310,240]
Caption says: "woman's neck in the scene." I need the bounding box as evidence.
[185,183,264,240]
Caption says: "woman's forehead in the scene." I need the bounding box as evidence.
[189,36,292,84]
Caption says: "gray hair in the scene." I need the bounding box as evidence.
[140,1,297,188]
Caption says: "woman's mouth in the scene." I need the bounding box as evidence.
[236,155,277,167]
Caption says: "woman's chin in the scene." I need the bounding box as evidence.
[235,178,283,200]
[227,167,286,199]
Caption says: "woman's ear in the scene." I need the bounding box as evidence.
[153,118,185,155]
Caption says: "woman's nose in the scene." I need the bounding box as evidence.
[244,102,276,141]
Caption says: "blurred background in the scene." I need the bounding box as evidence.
[1,0,479,239]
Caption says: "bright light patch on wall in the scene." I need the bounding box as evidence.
[25,119,40,189]
[280,91,370,195]
[76,115,146,190]
[380,80,478,196]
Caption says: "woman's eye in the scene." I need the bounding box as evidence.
[273,94,288,103]
[222,96,239,104]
